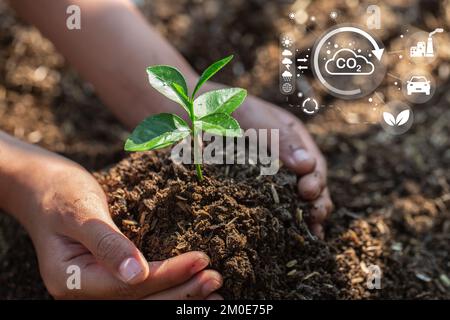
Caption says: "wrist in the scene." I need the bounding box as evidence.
[4,158,67,229]
[0,133,81,228]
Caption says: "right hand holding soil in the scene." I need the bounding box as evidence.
[231,94,334,239]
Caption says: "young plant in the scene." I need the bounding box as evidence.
[124,55,247,180]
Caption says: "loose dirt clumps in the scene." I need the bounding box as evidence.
[1,0,450,299]
[96,150,346,299]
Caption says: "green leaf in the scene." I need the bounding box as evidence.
[170,82,191,115]
[194,88,247,118]
[195,113,242,137]
[125,113,191,151]
[146,66,189,108]
[192,55,233,99]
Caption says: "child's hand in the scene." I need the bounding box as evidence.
[0,132,222,300]
[234,95,333,239]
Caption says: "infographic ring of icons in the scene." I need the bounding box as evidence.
[280,9,445,135]
[312,25,386,100]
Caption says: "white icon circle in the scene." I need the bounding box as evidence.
[406,29,443,65]
[312,25,386,100]
[302,98,319,115]
[402,70,435,104]
[281,82,294,95]
[380,101,414,135]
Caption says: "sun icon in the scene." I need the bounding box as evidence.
[281,36,293,48]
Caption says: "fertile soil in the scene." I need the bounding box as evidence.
[95,150,344,299]
[96,148,450,299]
[1,0,450,299]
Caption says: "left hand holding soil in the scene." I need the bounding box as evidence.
[0,132,223,299]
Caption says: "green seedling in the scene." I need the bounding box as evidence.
[124,55,247,181]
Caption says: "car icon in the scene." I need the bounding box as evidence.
[407,76,431,95]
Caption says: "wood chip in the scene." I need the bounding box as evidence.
[365,245,381,252]
[286,259,298,268]
[376,220,387,234]
[175,242,188,250]
[295,208,303,226]
[303,271,320,281]
[360,261,369,273]
[391,242,403,252]
[270,184,280,204]
[351,277,365,284]
[226,216,238,226]
[175,195,187,201]
[415,272,432,282]
[196,209,212,218]
[122,219,138,226]
[439,274,450,287]
[287,269,297,277]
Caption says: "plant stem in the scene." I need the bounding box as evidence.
[195,163,203,181]
[189,99,203,181]
[193,129,203,181]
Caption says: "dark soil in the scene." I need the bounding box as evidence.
[95,150,345,299]
[0,0,449,299]
[96,147,450,299]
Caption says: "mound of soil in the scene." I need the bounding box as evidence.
[96,150,345,299]
[1,0,450,300]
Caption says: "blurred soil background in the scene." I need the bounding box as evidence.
[0,0,449,299]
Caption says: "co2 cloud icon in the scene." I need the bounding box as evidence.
[325,48,375,75]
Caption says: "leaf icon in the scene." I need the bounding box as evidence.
[383,112,396,126]
[395,110,410,126]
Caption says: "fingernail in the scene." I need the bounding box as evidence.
[202,278,222,296]
[119,257,144,284]
[292,149,311,164]
[191,254,210,274]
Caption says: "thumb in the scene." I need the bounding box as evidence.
[278,127,317,175]
[265,110,317,175]
[65,189,149,285]
[240,97,316,175]
[79,219,149,285]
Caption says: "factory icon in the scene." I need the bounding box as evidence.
[410,28,444,58]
